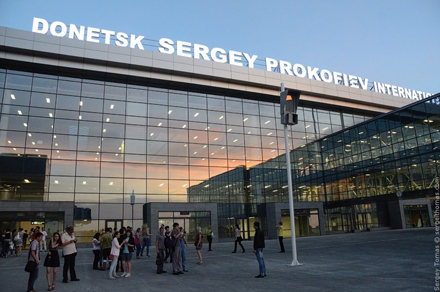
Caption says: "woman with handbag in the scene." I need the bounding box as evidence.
[44,232,61,291]
[108,231,125,280]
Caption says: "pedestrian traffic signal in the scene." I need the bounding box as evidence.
[280,89,300,125]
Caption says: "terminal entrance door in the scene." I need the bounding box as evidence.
[105,220,123,232]
[236,219,249,240]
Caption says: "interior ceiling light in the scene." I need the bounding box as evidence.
[168,110,172,114]
[11,94,16,99]
[243,118,248,122]
[46,98,50,103]
[17,110,22,115]
[194,113,199,117]
[110,104,114,109]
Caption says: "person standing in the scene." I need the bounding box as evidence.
[61,226,79,283]
[232,224,245,253]
[92,232,102,270]
[206,225,213,251]
[135,228,142,259]
[195,227,203,265]
[253,222,266,278]
[171,223,183,275]
[155,226,166,274]
[41,227,48,252]
[140,224,152,257]
[15,228,24,256]
[101,228,112,270]
[276,222,285,253]
[179,227,188,272]
[163,226,172,263]
[29,228,35,245]
[44,232,61,291]
[121,230,135,277]
[108,231,125,280]
[5,229,13,257]
[116,227,126,273]
[23,230,28,249]
[27,232,43,292]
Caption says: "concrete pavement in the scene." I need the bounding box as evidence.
[0,228,433,292]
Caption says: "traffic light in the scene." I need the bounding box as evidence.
[280,89,300,125]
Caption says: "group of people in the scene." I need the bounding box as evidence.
[21,221,274,291]
[25,225,79,292]
[0,227,49,258]
[93,223,205,278]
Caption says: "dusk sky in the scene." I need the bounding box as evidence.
[1,0,439,95]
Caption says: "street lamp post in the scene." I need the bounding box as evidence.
[130,190,135,228]
[280,83,301,266]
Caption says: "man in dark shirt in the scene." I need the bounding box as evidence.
[253,222,266,278]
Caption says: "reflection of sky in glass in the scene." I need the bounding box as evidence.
[0,70,372,209]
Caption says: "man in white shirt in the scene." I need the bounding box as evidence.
[61,226,80,283]
[41,227,48,252]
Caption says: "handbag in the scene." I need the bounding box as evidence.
[9,241,14,250]
[25,260,37,273]
[109,254,114,261]
[14,233,20,241]
[155,254,162,265]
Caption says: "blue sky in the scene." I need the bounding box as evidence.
[0,0,439,95]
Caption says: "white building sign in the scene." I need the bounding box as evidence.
[32,18,432,100]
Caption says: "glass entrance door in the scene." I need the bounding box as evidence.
[105,219,123,232]
[236,219,249,240]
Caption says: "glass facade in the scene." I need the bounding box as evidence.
[0,67,373,240]
[189,94,440,233]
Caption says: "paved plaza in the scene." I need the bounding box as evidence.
[0,228,433,292]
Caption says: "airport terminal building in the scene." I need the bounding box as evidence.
[0,20,436,242]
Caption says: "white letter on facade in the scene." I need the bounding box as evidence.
[87,27,100,43]
[307,67,321,81]
[32,18,49,34]
[293,64,306,78]
[266,58,278,72]
[50,21,67,37]
[280,61,293,75]
[333,72,343,85]
[229,50,243,66]
[211,48,227,63]
[320,69,333,83]
[115,32,129,47]
[130,35,145,50]
[100,29,115,44]
[349,75,359,88]
[69,24,85,40]
[177,41,192,57]
[158,38,175,54]
[243,53,258,68]
[194,44,210,60]
[358,77,368,90]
